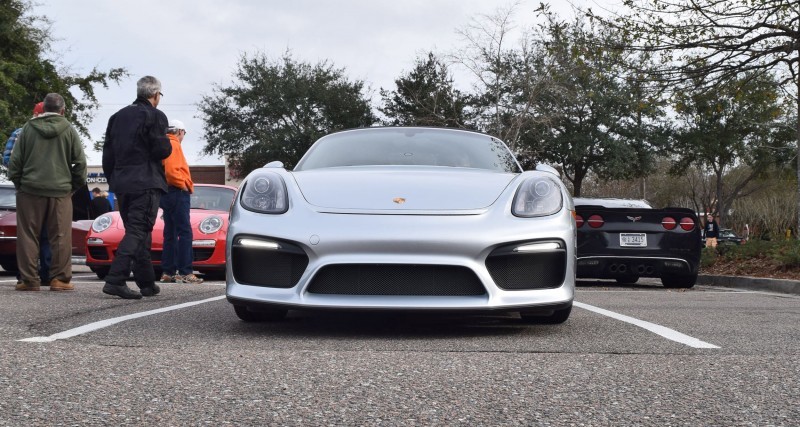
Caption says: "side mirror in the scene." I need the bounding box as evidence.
[264,161,284,169]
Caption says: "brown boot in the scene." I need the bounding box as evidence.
[15,282,40,291]
[50,279,74,291]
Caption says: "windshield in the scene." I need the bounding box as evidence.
[0,186,15,208]
[294,128,522,173]
[190,186,235,211]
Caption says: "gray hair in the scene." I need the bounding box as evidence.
[136,76,162,99]
[43,93,65,113]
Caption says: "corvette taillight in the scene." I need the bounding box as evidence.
[587,214,604,228]
[575,214,584,228]
[662,217,677,230]
[680,217,695,231]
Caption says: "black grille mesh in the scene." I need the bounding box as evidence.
[232,245,308,288]
[193,248,214,262]
[88,246,109,260]
[486,251,566,290]
[307,264,486,296]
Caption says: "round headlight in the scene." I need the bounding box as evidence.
[512,176,563,217]
[91,214,113,233]
[240,172,288,214]
[253,177,271,194]
[199,215,223,234]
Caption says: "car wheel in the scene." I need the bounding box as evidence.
[615,275,639,284]
[520,304,572,324]
[661,274,697,289]
[233,305,288,322]
[1,262,19,273]
[90,267,109,280]
[199,270,226,281]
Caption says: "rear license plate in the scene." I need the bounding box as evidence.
[620,233,647,247]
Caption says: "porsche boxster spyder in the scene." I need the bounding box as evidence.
[226,127,576,323]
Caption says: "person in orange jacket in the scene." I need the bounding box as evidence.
[159,119,203,284]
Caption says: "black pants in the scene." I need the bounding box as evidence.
[105,189,161,288]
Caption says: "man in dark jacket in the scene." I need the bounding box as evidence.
[101,76,172,299]
[88,187,112,219]
[8,93,87,291]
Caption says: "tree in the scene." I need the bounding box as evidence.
[379,52,473,128]
[0,0,126,141]
[198,52,376,177]
[585,0,800,231]
[527,12,667,195]
[670,72,793,221]
[450,2,551,158]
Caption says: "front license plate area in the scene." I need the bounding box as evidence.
[620,233,647,247]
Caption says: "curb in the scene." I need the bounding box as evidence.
[698,274,800,295]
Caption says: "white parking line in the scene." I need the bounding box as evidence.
[18,295,226,343]
[574,301,720,349]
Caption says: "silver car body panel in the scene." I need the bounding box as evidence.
[226,165,576,311]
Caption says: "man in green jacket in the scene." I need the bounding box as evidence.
[8,92,87,291]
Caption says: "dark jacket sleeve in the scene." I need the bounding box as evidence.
[149,110,172,161]
[102,114,116,187]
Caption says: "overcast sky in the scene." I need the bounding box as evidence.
[35,0,606,166]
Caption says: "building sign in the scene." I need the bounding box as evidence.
[87,172,107,184]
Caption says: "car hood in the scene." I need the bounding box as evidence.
[291,167,518,210]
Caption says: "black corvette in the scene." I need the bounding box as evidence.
[574,198,703,288]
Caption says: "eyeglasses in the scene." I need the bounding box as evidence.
[159,92,164,97]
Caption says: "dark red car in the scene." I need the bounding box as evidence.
[0,183,93,272]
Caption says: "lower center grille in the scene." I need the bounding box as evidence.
[307,264,486,296]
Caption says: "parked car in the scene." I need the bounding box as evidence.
[84,184,237,279]
[574,197,702,288]
[226,127,576,323]
[703,228,744,247]
[0,183,93,272]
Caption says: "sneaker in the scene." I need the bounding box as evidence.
[177,273,203,284]
[140,284,161,297]
[50,279,74,291]
[102,283,142,300]
[15,282,40,291]
[160,274,176,283]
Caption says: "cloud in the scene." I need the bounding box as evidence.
[36,0,586,165]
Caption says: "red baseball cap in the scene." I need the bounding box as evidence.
[33,102,44,115]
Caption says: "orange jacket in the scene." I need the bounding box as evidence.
[162,133,194,193]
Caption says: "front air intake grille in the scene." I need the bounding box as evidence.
[486,242,566,290]
[88,246,109,260]
[193,248,214,262]
[111,249,162,262]
[232,239,308,288]
[307,264,486,296]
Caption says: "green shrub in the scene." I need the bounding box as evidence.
[722,239,771,261]
[701,247,718,268]
[769,240,800,268]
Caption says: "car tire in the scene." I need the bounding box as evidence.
[661,274,697,289]
[519,304,572,324]
[233,305,288,322]
[615,275,639,284]
[90,267,109,280]
[199,270,226,281]
[1,262,19,273]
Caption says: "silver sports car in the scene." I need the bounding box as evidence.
[226,127,576,323]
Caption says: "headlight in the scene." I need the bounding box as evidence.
[199,215,224,234]
[240,172,288,214]
[512,176,563,217]
[91,214,114,233]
